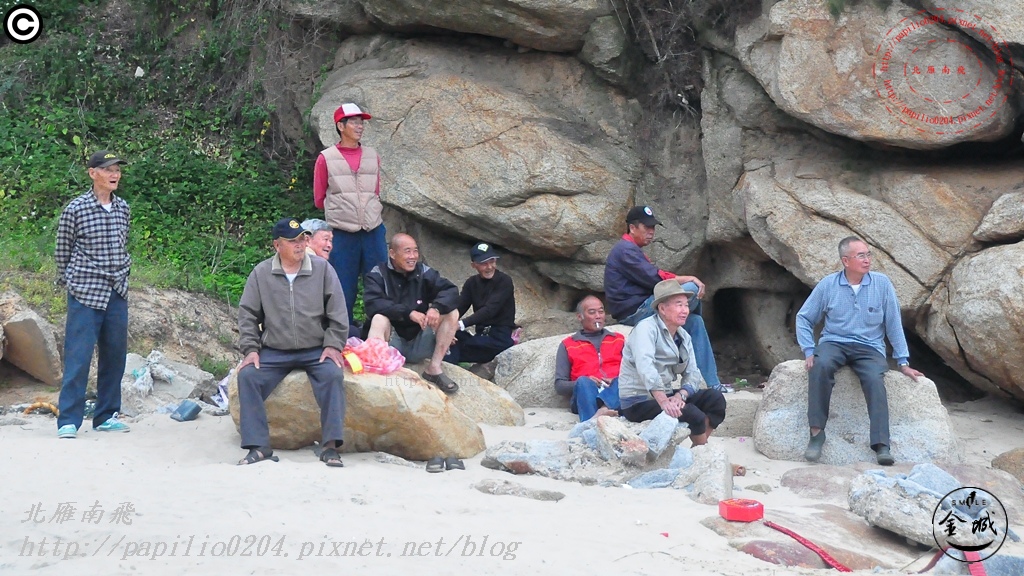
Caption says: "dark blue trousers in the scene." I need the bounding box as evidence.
[808,341,890,448]
[328,225,387,326]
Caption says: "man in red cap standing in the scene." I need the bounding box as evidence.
[313,102,387,329]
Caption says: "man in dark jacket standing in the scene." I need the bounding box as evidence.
[364,233,461,394]
[446,242,516,365]
[236,218,349,467]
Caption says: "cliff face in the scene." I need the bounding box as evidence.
[281,0,1024,399]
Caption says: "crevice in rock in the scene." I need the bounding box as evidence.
[906,332,984,403]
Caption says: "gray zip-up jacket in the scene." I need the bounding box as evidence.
[238,253,348,356]
[618,313,703,409]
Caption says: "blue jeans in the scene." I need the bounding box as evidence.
[57,291,128,430]
[571,376,621,421]
[618,282,721,388]
[328,224,387,326]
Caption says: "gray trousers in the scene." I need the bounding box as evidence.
[238,347,345,449]
[808,341,890,448]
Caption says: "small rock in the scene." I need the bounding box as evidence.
[746,483,773,494]
[992,447,1024,485]
[0,416,29,426]
[595,415,648,466]
[374,452,420,468]
[472,479,565,502]
[668,446,695,470]
[627,468,681,489]
[639,412,679,459]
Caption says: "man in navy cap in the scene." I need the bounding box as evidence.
[55,150,132,439]
[446,242,517,365]
[604,205,730,393]
[235,218,349,467]
[313,102,386,329]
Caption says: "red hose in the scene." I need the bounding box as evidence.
[762,520,853,572]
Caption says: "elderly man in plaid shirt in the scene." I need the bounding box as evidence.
[54,151,133,439]
[796,236,924,466]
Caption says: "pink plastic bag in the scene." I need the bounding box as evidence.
[343,337,405,375]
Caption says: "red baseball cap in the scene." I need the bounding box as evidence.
[334,103,372,123]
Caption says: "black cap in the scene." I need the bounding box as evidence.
[626,205,661,227]
[88,150,126,169]
[272,218,311,240]
[470,242,499,263]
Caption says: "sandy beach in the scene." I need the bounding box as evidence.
[2,394,1023,575]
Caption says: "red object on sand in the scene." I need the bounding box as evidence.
[719,499,764,522]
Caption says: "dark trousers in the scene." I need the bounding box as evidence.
[57,291,128,430]
[237,347,346,449]
[328,225,387,326]
[809,341,890,448]
[621,389,727,435]
[445,326,514,364]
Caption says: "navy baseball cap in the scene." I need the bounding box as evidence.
[626,205,662,227]
[470,242,499,263]
[272,218,311,240]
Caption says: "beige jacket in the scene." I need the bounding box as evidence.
[238,253,348,355]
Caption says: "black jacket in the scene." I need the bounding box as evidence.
[458,269,516,329]
[363,260,459,341]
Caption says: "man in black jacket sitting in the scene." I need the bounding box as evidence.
[446,242,516,365]
[364,233,461,394]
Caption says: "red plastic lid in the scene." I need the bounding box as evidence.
[719,498,765,522]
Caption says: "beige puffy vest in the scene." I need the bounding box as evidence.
[322,145,383,232]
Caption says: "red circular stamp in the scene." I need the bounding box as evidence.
[872,8,1014,136]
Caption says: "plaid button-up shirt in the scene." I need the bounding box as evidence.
[55,190,131,311]
[796,270,909,363]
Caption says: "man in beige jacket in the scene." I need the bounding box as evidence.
[236,218,349,467]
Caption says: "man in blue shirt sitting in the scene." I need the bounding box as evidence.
[796,236,924,466]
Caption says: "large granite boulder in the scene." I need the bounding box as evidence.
[992,448,1024,486]
[357,0,613,53]
[311,35,640,260]
[405,361,525,426]
[753,360,962,465]
[228,366,493,459]
[920,242,1024,398]
[736,0,1019,149]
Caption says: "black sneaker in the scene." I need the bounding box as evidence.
[804,430,826,462]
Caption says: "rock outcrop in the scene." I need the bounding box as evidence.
[736,0,1019,150]
[311,36,639,262]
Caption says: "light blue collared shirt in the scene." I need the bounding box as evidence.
[796,271,909,363]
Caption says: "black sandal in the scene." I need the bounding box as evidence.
[426,456,445,473]
[319,447,345,468]
[238,447,279,466]
[422,371,459,394]
[444,457,465,471]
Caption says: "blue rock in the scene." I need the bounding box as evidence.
[906,463,959,497]
[639,413,678,458]
[568,419,596,440]
[668,446,694,470]
[579,429,600,453]
[627,468,681,489]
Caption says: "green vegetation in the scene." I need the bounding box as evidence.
[0,0,316,305]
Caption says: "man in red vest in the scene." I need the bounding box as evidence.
[554,296,624,421]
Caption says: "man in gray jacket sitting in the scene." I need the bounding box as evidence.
[236,218,349,467]
[618,279,727,446]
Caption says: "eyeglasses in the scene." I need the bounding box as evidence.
[847,251,872,261]
[343,118,364,126]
